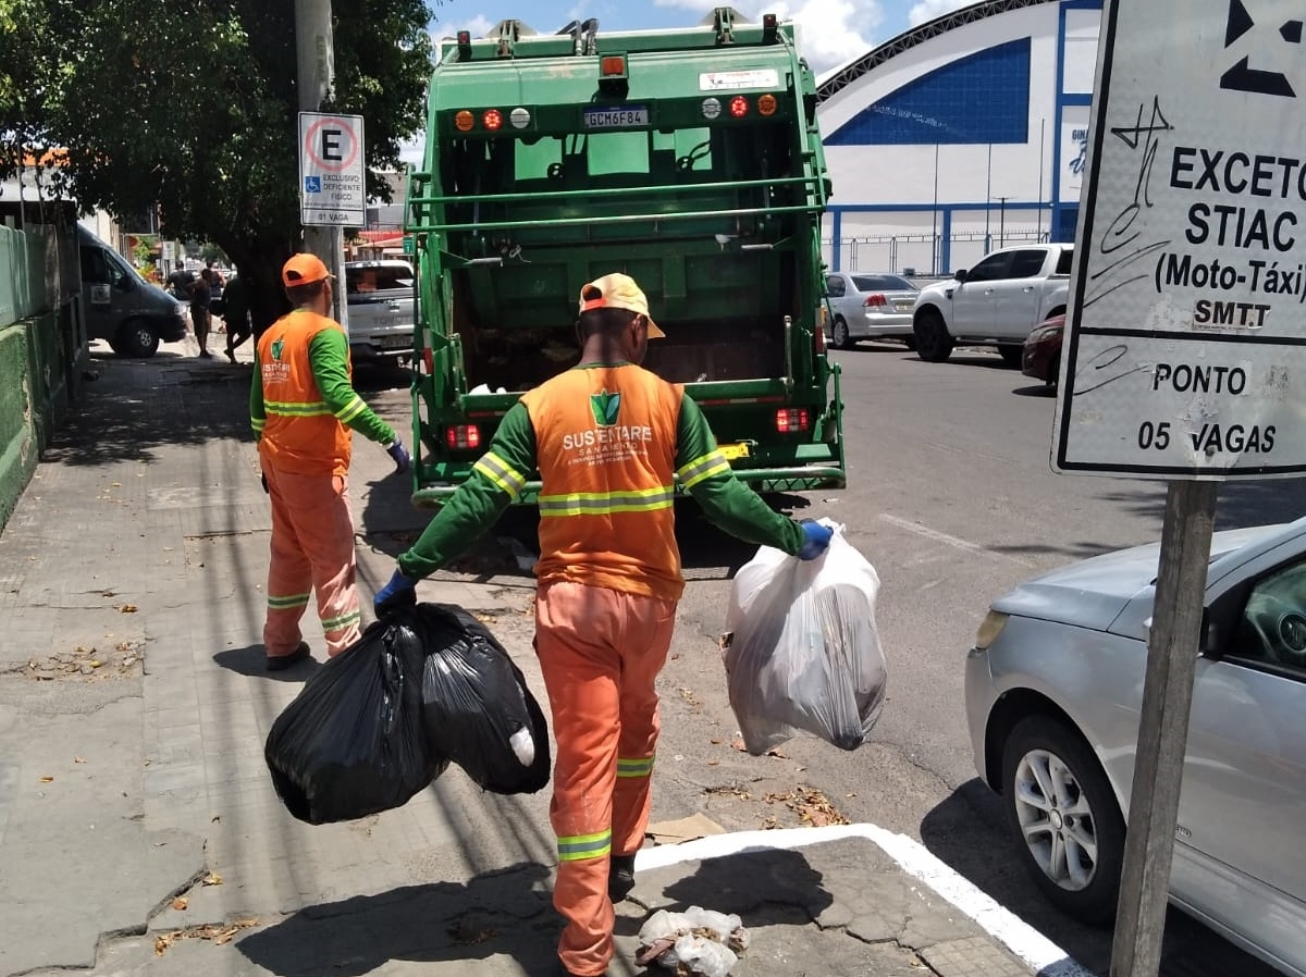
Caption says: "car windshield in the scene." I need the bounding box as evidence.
[852,274,915,292]
[346,265,413,294]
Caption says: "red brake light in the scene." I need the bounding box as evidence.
[601,55,627,77]
[445,425,482,450]
[775,409,809,433]
[483,109,503,131]
[422,348,434,373]
[456,30,471,45]
[729,96,749,118]
[863,293,887,307]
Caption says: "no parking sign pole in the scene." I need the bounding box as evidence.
[1054,0,1306,973]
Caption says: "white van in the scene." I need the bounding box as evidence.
[77,226,188,357]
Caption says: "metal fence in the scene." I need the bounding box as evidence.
[823,228,1051,277]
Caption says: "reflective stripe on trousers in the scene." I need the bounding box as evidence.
[262,466,362,658]
[535,581,676,977]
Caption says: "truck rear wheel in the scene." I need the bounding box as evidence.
[116,320,160,359]
[913,309,953,363]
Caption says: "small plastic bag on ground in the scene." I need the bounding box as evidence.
[723,522,886,754]
[637,907,749,977]
[414,603,551,795]
[264,613,448,824]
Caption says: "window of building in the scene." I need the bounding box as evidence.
[826,38,1032,146]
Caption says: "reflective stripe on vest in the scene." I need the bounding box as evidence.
[677,450,730,489]
[321,608,361,633]
[474,451,528,499]
[538,485,674,518]
[265,399,332,418]
[267,592,311,610]
[557,828,612,862]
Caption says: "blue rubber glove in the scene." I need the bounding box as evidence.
[385,439,411,474]
[797,520,834,561]
[374,568,417,616]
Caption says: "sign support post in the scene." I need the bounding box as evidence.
[1108,480,1217,977]
[294,0,349,332]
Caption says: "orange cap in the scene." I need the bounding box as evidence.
[578,273,665,338]
[282,253,333,288]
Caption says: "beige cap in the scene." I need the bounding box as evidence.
[578,273,665,338]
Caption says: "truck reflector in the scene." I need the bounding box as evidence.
[455,110,475,132]
[758,94,778,116]
[775,409,809,433]
[601,55,627,78]
[510,107,531,129]
[701,97,722,120]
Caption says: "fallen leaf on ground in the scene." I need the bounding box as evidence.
[115,604,138,614]
[38,776,53,783]
[765,747,787,758]
[172,897,188,911]
[73,756,86,764]
[730,737,748,753]
[709,738,722,745]
[154,919,258,955]
[202,873,223,886]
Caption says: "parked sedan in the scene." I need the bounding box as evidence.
[344,260,416,361]
[966,519,1306,976]
[1022,314,1064,385]
[824,272,919,350]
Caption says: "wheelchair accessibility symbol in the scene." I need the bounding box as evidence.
[304,176,322,194]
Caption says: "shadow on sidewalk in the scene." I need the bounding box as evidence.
[48,351,254,467]
[237,862,559,977]
[213,644,323,681]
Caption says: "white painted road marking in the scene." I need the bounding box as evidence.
[879,514,1036,568]
[635,824,1094,977]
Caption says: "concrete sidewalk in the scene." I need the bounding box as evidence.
[0,336,1059,977]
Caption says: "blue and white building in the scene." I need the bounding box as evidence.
[815,0,1102,275]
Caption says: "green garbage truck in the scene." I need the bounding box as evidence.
[405,8,844,506]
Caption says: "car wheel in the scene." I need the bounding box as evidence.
[116,320,160,358]
[1001,715,1125,924]
[831,317,853,350]
[913,309,954,362]
[998,344,1024,367]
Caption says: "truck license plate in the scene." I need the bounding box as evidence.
[373,334,412,349]
[718,443,750,461]
[583,106,649,129]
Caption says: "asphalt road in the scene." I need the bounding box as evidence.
[357,348,1305,977]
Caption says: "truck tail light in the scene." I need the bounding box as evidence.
[601,55,627,77]
[422,347,433,374]
[454,110,475,132]
[863,293,887,307]
[775,409,809,433]
[729,96,749,118]
[445,424,481,450]
[758,94,778,116]
[482,109,503,131]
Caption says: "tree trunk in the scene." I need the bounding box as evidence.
[222,233,293,340]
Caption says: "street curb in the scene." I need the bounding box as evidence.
[635,824,1095,977]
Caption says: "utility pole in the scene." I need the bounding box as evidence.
[995,196,1010,249]
[294,0,348,331]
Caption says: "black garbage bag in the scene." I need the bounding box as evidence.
[265,612,448,824]
[413,603,551,795]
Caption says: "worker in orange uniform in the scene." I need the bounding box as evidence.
[251,253,411,671]
[373,273,832,977]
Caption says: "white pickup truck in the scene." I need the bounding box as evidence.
[911,244,1073,364]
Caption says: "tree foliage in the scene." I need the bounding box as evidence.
[5,0,436,328]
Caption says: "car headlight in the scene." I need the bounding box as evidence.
[974,611,1009,651]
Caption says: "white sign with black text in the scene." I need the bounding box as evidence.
[298,112,366,227]
[1054,0,1306,479]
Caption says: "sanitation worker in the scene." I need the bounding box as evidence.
[251,253,411,671]
[373,273,832,977]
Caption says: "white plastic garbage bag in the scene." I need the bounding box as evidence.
[637,907,749,977]
[723,521,886,754]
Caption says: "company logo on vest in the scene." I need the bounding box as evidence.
[591,391,621,427]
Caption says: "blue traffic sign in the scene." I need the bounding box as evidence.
[304,176,322,194]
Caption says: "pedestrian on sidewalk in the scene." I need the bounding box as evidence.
[189,269,214,358]
[373,273,833,977]
[251,253,411,671]
[223,273,252,364]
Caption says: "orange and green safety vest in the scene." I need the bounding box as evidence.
[397,362,804,600]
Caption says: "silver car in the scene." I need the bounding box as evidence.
[824,272,919,350]
[344,259,415,361]
[966,520,1306,976]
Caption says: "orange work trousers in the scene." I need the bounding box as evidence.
[535,580,677,977]
[262,464,362,659]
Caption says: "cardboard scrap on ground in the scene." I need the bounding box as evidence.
[646,812,727,846]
